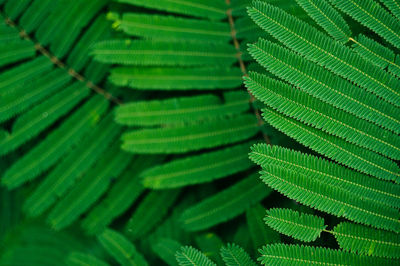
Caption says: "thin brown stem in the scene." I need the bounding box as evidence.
[3,15,123,105]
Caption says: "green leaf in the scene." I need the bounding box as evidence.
[264,208,326,242]
[331,0,400,49]
[175,246,216,266]
[220,243,257,266]
[258,244,395,265]
[125,189,180,240]
[180,174,271,231]
[259,164,400,232]
[109,67,242,90]
[261,107,400,182]
[141,142,254,189]
[92,40,238,67]
[66,252,109,266]
[333,222,400,258]
[115,91,249,126]
[116,13,231,41]
[121,114,259,154]
[98,229,148,266]
[248,0,400,107]
[250,144,400,208]
[245,71,400,160]
[152,238,181,266]
[115,0,227,20]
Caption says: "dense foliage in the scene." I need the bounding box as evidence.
[0,0,399,265]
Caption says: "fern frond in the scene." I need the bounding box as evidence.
[0,69,72,123]
[82,156,161,235]
[97,229,148,266]
[295,0,351,42]
[352,34,400,76]
[331,0,400,49]
[0,22,20,42]
[47,143,132,230]
[333,222,400,258]
[109,67,242,90]
[0,39,35,67]
[66,252,109,266]
[248,38,400,134]
[0,56,52,96]
[221,243,257,266]
[115,13,231,41]
[115,0,227,20]
[259,165,400,232]
[380,0,400,21]
[4,0,31,20]
[116,91,249,126]
[248,1,400,107]
[0,82,89,156]
[34,0,108,58]
[246,204,281,249]
[23,113,121,217]
[121,114,259,154]
[2,96,109,189]
[67,16,111,72]
[91,40,238,66]
[152,238,181,266]
[141,142,253,189]
[125,189,180,240]
[18,0,54,33]
[258,244,395,265]
[245,72,400,160]
[180,174,271,231]
[250,144,400,208]
[264,208,326,242]
[261,107,400,182]
[195,233,224,265]
[176,246,216,266]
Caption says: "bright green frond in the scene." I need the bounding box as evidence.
[180,174,271,231]
[98,229,148,266]
[258,244,396,265]
[264,208,326,242]
[331,0,400,49]
[248,1,400,107]
[115,0,227,20]
[220,243,257,266]
[109,67,242,90]
[121,114,259,154]
[352,34,399,75]
[334,222,400,258]
[250,144,400,208]
[261,107,400,182]
[4,0,31,20]
[125,189,181,240]
[91,40,238,67]
[19,0,55,33]
[141,142,253,189]
[295,0,351,42]
[66,252,109,266]
[259,164,400,232]
[47,143,132,230]
[380,0,400,21]
[116,13,231,41]
[248,38,400,134]
[176,246,217,266]
[245,71,400,160]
